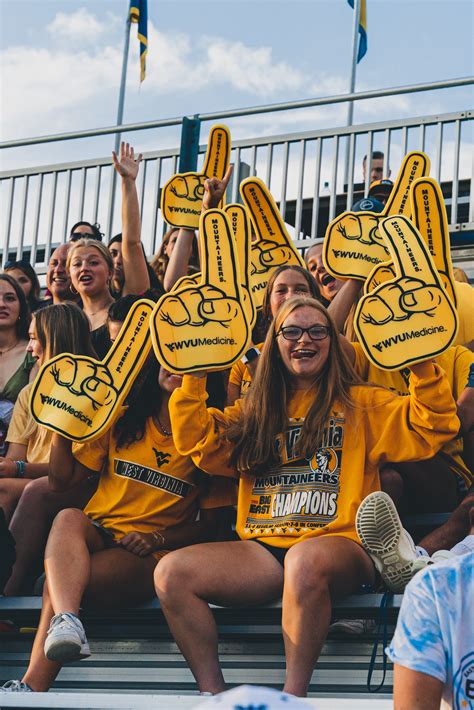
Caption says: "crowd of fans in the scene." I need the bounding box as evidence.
[0,147,472,708]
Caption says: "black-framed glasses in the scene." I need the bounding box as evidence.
[277,325,331,341]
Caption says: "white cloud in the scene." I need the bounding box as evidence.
[46,7,105,43]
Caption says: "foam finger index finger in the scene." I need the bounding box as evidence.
[383,151,430,218]
[201,124,231,180]
[380,215,441,286]
[410,177,457,307]
[103,299,154,393]
[199,209,242,300]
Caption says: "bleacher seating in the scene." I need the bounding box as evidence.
[0,594,400,706]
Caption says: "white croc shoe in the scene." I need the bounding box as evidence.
[356,491,431,593]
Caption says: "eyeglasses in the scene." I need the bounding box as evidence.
[276,325,331,341]
[3,258,30,269]
[70,233,101,242]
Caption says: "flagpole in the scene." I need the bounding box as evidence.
[344,0,361,190]
[107,9,132,238]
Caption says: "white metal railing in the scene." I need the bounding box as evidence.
[1,102,473,273]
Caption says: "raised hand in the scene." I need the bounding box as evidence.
[203,165,233,211]
[151,210,251,373]
[354,216,458,370]
[112,142,143,181]
[364,177,457,307]
[324,152,430,281]
[224,203,257,329]
[30,300,154,441]
[240,177,305,309]
[161,125,231,230]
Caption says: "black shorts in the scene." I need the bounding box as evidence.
[231,531,287,566]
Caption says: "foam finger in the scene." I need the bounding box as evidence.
[202,125,231,180]
[103,299,154,392]
[199,209,242,299]
[224,204,251,286]
[380,216,441,286]
[410,177,457,307]
[241,178,290,247]
[383,151,430,218]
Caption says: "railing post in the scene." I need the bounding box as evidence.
[178,116,201,173]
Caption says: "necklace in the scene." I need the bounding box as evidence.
[156,415,172,437]
[0,339,19,356]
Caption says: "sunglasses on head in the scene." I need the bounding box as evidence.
[70,233,101,243]
[3,258,31,270]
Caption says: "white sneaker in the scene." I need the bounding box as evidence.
[44,612,90,662]
[0,680,33,692]
[431,549,454,563]
[356,492,431,593]
[329,618,376,636]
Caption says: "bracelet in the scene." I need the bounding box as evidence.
[15,460,26,478]
[152,530,165,548]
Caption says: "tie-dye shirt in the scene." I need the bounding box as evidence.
[387,552,474,709]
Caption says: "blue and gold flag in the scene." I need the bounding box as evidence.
[347,0,367,62]
[130,0,148,81]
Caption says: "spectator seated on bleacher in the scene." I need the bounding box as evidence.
[0,274,35,457]
[0,347,236,694]
[1,303,98,595]
[154,296,458,697]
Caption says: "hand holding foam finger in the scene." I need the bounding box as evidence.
[30,300,154,441]
[240,177,305,309]
[151,209,251,373]
[161,125,231,229]
[224,203,257,329]
[354,215,458,370]
[324,152,430,281]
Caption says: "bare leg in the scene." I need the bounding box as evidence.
[417,491,474,555]
[380,467,404,507]
[5,475,98,595]
[0,478,31,522]
[22,547,157,691]
[155,540,284,694]
[44,508,105,615]
[282,536,375,697]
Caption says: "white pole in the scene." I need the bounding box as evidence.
[107,12,132,238]
[344,0,361,189]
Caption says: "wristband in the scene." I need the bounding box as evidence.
[152,530,165,548]
[467,363,474,388]
[15,460,26,478]
[241,347,260,365]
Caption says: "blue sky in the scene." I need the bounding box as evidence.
[1,0,473,170]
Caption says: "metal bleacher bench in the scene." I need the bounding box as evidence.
[0,593,401,708]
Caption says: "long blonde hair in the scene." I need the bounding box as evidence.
[34,303,96,363]
[229,297,362,475]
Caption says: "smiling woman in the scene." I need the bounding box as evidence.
[67,239,114,358]
[154,295,461,697]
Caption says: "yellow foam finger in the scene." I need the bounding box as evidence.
[170,273,201,293]
[240,177,305,309]
[410,177,457,307]
[354,217,458,370]
[161,124,231,230]
[224,203,256,329]
[364,261,396,294]
[30,300,154,441]
[151,209,250,373]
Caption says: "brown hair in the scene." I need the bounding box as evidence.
[34,303,96,362]
[228,297,362,475]
[261,265,321,324]
[150,228,200,284]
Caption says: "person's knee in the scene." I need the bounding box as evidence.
[284,545,330,598]
[49,507,87,537]
[380,467,404,499]
[154,551,190,602]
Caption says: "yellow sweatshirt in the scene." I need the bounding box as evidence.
[170,362,459,548]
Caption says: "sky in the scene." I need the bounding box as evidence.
[0,0,472,252]
[1,0,473,170]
